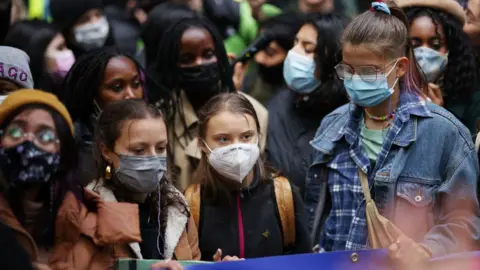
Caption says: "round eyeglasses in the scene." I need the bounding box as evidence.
[334,59,398,82]
[1,125,59,152]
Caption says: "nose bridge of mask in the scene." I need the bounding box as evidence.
[203,137,259,153]
[117,154,166,171]
[287,50,315,67]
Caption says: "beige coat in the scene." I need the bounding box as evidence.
[170,91,268,190]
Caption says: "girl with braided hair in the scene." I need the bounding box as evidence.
[399,0,480,135]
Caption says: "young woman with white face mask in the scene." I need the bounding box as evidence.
[89,99,200,266]
[185,93,311,261]
[50,0,114,58]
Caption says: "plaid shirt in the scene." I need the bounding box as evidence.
[319,91,431,251]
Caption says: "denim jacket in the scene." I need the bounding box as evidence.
[305,91,480,257]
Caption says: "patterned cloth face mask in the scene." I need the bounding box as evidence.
[414,46,449,83]
[0,140,60,185]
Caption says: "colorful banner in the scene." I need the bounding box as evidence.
[117,250,480,270]
[187,250,480,270]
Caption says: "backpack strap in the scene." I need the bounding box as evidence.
[185,184,201,230]
[273,176,296,248]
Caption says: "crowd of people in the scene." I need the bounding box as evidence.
[0,0,479,269]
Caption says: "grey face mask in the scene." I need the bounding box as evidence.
[115,154,167,193]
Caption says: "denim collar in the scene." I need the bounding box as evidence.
[332,90,432,146]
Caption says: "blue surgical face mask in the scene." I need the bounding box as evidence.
[344,61,399,107]
[414,46,448,83]
[283,50,321,94]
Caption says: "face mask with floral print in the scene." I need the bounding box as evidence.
[0,141,60,185]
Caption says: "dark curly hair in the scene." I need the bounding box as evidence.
[406,7,478,101]
[93,99,189,236]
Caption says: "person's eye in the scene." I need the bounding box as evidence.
[242,134,252,141]
[359,66,377,76]
[305,46,316,54]
[430,40,443,51]
[132,148,145,155]
[37,130,57,144]
[6,126,23,140]
[204,49,215,59]
[156,146,166,154]
[131,80,141,89]
[217,137,228,143]
[110,84,123,93]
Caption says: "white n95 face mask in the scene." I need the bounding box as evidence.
[205,141,260,183]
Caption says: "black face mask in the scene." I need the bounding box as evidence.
[178,63,222,110]
[0,141,60,186]
[258,64,284,86]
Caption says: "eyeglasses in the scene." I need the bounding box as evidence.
[334,59,398,82]
[1,125,59,151]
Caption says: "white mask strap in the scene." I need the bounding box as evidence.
[203,140,213,153]
[385,59,399,77]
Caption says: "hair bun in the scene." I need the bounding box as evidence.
[371,1,392,15]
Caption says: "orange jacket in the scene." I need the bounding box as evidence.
[0,189,141,269]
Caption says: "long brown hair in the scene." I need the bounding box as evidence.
[93,99,189,230]
[194,93,271,201]
[341,0,425,94]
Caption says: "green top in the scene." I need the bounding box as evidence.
[360,120,387,162]
[224,1,282,55]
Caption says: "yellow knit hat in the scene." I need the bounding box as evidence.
[397,0,467,25]
[0,89,74,135]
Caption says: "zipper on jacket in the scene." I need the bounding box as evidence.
[237,194,245,258]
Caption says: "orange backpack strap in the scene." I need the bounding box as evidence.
[273,176,296,248]
[185,184,201,230]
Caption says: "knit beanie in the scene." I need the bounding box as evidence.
[50,0,103,32]
[397,0,467,25]
[0,89,74,135]
[0,47,34,89]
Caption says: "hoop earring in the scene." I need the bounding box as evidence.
[105,165,112,180]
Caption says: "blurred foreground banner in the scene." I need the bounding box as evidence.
[117,250,480,270]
